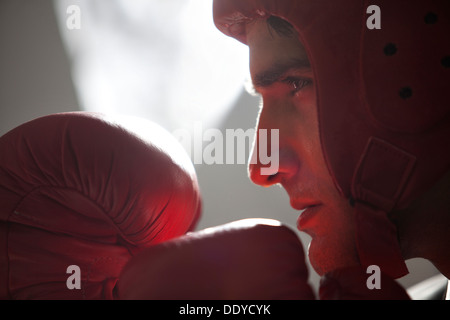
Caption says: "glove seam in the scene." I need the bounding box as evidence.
[10,185,135,251]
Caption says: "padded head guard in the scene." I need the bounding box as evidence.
[213,0,450,278]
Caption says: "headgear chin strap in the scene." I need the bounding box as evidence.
[352,137,416,278]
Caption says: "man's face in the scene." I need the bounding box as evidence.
[246,19,360,275]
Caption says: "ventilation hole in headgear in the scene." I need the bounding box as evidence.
[399,87,413,99]
[383,43,397,56]
[441,56,450,68]
[424,12,438,24]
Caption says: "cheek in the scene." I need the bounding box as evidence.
[293,90,331,183]
[293,86,316,127]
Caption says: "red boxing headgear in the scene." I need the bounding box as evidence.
[213,0,450,278]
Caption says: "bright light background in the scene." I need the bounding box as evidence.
[53,0,249,133]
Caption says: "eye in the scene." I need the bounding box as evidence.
[282,76,312,95]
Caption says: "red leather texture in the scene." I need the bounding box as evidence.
[116,219,315,300]
[0,112,201,299]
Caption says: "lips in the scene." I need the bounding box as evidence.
[290,199,322,231]
[297,204,322,231]
[290,199,321,211]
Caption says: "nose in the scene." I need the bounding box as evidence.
[249,146,299,186]
[248,105,299,187]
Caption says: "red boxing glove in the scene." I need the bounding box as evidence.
[115,219,315,300]
[319,266,411,300]
[0,112,201,299]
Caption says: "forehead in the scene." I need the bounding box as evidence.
[246,19,309,74]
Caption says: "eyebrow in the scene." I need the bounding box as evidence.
[252,58,311,88]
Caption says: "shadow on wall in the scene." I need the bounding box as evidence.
[0,0,80,136]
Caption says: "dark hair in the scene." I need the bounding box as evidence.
[266,15,295,37]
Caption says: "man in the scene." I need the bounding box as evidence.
[246,16,360,277]
[213,0,450,297]
[2,1,448,301]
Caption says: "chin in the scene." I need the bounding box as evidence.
[308,243,332,276]
[307,235,359,276]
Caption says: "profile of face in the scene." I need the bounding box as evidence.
[246,18,360,275]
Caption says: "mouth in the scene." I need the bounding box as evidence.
[290,200,322,231]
